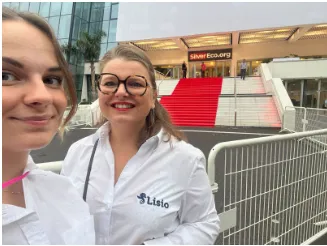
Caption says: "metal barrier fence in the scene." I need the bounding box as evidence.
[64,104,93,129]
[208,129,327,245]
[283,106,327,133]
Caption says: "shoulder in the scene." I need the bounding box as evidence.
[174,139,205,161]
[25,169,95,244]
[28,168,89,211]
[68,133,97,153]
[159,136,206,171]
[61,133,98,176]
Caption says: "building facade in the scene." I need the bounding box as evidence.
[3,2,119,102]
[115,2,327,109]
[4,2,327,108]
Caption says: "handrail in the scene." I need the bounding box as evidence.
[157,70,173,96]
[154,69,166,77]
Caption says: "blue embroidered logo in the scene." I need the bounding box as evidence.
[137,193,169,209]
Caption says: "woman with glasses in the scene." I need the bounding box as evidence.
[61,44,219,245]
[2,7,94,244]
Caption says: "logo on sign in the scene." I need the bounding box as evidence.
[189,49,232,62]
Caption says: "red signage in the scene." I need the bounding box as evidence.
[188,48,232,62]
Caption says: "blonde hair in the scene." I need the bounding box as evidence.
[100,44,187,143]
[2,7,78,136]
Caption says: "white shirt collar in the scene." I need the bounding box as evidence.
[93,121,167,149]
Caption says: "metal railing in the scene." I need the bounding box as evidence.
[208,129,327,245]
[157,70,173,97]
[154,69,172,81]
[283,106,327,133]
[64,104,93,129]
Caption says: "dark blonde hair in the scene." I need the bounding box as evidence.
[100,44,186,143]
[2,7,77,135]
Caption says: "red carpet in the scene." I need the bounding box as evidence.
[160,78,223,127]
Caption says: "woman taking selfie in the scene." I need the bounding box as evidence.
[62,44,219,244]
[2,7,94,244]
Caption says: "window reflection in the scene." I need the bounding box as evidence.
[29,2,40,13]
[111,4,118,19]
[108,20,117,42]
[39,2,50,17]
[49,2,61,16]
[48,16,60,36]
[61,2,73,15]
[101,21,109,43]
[19,2,29,11]
[58,15,72,39]
[321,80,327,109]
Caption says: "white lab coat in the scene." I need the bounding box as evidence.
[61,122,220,245]
[2,156,95,245]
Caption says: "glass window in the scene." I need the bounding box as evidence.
[111,4,118,19]
[90,8,104,22]
[93,2,105,9]
[100,43,108,59]
[19,2,29,11]
[107,42,117,51]
[10,2,19,10]
[73,17,82,40]
[50,2,62,16]
[303,80,319,108]
[251,60,262,76]
[89,22,102,35]
[320,79,327,109]
[105,2,112,7]
[58,38,69,46]
[286,80,302,107]
[74,3,83,18]
[61,2,73,15]
[2,2,10,7]
[29,2,40,13]
[80,21,89,34]
[101,21,109,43]
[103,6,111,21]
[39,2,50,17]
[58,15,72,39]
[82,2,91,21]
[108,20,117,42]
[48,16,60,36]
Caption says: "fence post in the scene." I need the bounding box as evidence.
[234,68,237,127]
[303,107,307,132]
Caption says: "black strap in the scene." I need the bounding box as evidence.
[83,139,99,201]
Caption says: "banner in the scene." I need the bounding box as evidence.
[188,48,232,62]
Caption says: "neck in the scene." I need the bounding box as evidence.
[109,121,145,149]
[2,148,29,183]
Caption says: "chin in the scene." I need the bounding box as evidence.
[110,116,143,125]
[16,132,56,151]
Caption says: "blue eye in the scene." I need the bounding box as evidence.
[43,76,63,87]
[2,72,18,82]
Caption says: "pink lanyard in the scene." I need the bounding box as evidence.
[2,171,30,189]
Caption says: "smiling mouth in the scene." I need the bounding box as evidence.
[10,116,55,126]
[111,103,135,109]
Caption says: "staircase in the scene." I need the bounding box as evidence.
[159,78,223,127]
[215,77,281,127]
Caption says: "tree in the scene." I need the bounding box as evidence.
[61,30,106,102]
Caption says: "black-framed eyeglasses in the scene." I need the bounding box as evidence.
[97,73,152,96]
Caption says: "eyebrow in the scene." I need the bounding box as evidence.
[2,57,24,68]
[2,57,62,72]
[47,67,62,72]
